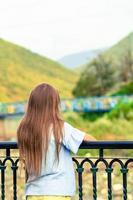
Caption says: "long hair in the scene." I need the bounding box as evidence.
[17,83,64,179]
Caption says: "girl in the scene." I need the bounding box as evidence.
[17,83,96,200]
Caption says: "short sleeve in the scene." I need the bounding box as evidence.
[62,122,86,154]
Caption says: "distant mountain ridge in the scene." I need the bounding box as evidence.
[58,48,106,69]
[0,38,79,102]
[79,32,133,71]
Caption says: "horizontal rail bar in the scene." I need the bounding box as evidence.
[80,140,133,149]
[0,141,133,149]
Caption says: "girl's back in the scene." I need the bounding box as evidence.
[25,121,85,198]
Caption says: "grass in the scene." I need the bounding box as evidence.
[63,111,133,140]
[62,111,133,156]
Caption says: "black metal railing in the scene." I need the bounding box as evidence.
[0,141,133,200]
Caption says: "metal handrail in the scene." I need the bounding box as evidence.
[0,140,133,149]
[0,140,133,200]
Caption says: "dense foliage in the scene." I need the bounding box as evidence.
[73,55,115,96]
[107,100,133,120]
[112,82,133,95]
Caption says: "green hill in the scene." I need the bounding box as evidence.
[103,32,133,63]
[73,32,133,97]
[0,39,79,102]
[78,32,133,72]
[100,32,133,95]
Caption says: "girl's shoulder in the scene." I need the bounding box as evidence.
[63,121,73,130]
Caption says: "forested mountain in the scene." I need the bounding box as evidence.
[73,32,133,97]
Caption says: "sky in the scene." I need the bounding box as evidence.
[0,0,132,60]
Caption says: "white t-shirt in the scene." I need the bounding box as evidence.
[25,121,86,197]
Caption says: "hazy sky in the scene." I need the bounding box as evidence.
[0,0,132,60]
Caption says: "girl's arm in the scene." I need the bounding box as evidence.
[83,133,97,141]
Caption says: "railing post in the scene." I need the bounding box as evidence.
[90,167,98,200]
[11,165,18,200]
[120,167,129,200]
[76,164,84,200]
[99,148,103,158]
[0,165,6,200]
[105,167,113,200]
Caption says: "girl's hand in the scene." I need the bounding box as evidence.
[83,133,97,141]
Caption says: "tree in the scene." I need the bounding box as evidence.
[73,54,115,97]
[119,43,133,82]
